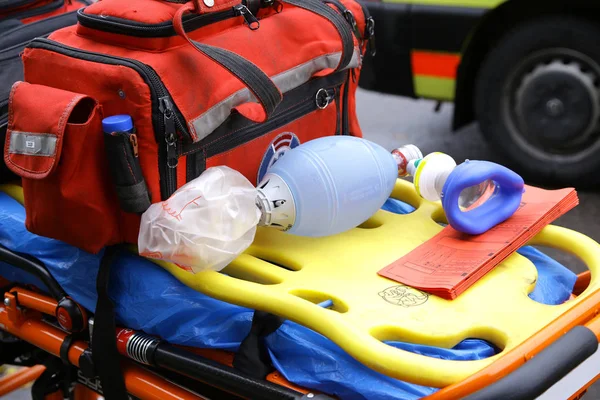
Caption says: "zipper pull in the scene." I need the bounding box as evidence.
[159,96,179,169]
[234,4,260,30]
[316,88,335,109]
[343,9,362,40]
[129,133,139,158]
[165,134,177,169]
[365,17,376,57]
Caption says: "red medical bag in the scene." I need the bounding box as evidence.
[4,0,373,253]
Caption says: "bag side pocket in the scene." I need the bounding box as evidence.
[4,81,121,253]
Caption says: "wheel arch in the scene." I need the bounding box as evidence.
[452,0,600,131]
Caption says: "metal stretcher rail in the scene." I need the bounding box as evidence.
[465,325,599,399]
[0,244,65,300]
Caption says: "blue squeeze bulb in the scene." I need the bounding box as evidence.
[256,136,420,237]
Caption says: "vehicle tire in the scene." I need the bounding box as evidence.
[475,16,600,188]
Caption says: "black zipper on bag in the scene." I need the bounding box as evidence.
[323,0,375,56]
[342,72,350,134]
[320,0,372,134]
[76,8,236,38]
[234,4,260,29]
[76,1,262,38]
[364,16,375,56]
[355,0,375,56]
[334,87,341,135]
[0,0,62,21]
[27,38,190,200]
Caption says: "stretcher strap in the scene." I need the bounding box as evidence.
[92,246,128,400]
[60,334,75,365]
[233,311,284,379]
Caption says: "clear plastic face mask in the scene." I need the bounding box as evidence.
[458,179,499,211]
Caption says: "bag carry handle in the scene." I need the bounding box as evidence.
[175,0,355,73]
[173,2,282,122]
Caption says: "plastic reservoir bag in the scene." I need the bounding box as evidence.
[138,166,260,273]
[0,194,577,400]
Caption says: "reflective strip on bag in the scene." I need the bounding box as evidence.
[189,49,361,142]
[9,131,58,157]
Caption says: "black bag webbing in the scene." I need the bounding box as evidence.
[92,245,129,400]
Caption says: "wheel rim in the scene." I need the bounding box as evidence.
[502,48,600,162]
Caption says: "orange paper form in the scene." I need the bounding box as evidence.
[378,186,578,299]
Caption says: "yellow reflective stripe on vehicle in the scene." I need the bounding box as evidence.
[413,75,456,101]
[382,0,505,9]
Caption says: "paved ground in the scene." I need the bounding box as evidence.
[4,89,600,399]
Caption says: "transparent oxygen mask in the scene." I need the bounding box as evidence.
[458,179,499,211]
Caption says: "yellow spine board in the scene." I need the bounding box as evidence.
[2,181,599,387]
[154,179,600,387]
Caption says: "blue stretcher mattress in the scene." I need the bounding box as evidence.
[0,192,577,400]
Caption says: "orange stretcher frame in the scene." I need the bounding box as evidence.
[426,269,600,400]
[1,271,599,399]
[0,281,310,400]
[0,291,205,400]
